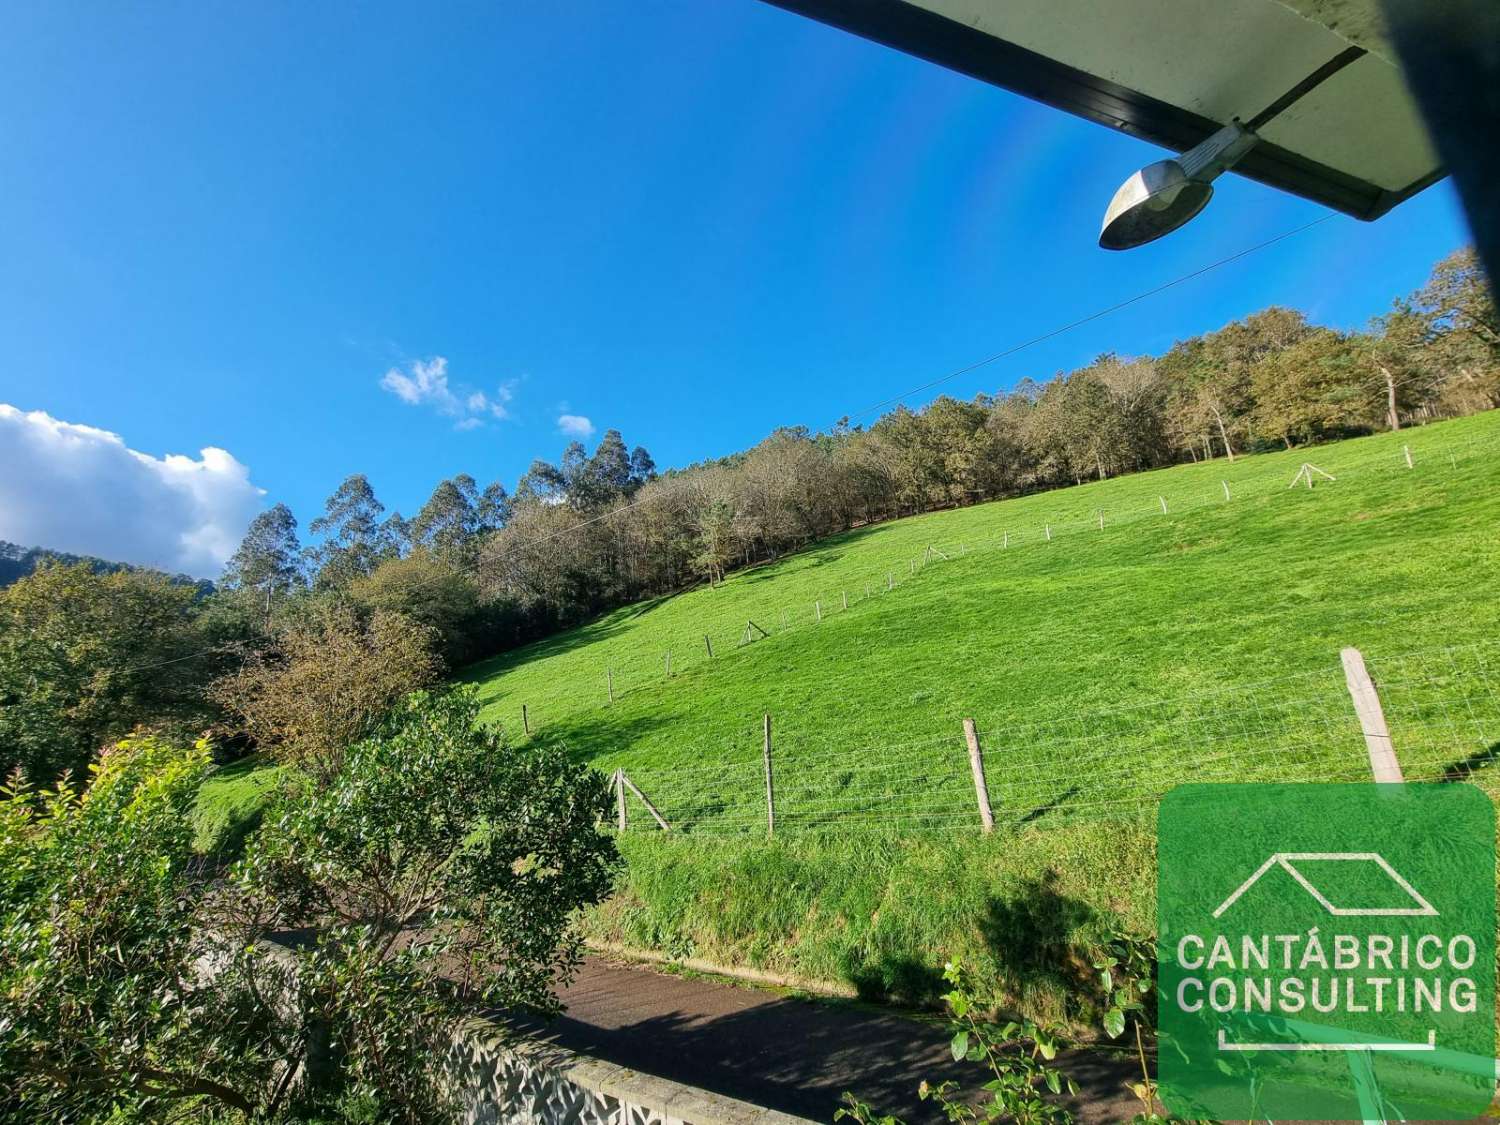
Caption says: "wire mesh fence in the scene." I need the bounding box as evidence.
[604,641,1500,837]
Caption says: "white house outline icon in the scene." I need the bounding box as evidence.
[1212,852,1438,918]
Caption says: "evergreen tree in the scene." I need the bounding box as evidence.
[629,446,657,488]
[477,482,512,532]
[307,474,399,588]
[409,477,480,555]
[588,430,633,497]
[222,503,303,596]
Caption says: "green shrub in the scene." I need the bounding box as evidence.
[2,688,619,1123]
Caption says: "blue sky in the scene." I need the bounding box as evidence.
[0,0,1474,575]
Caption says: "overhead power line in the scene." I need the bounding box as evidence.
[98,214,1333,676]
[850,214,1333,420]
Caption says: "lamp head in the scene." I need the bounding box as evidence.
[1099,122,1258,250]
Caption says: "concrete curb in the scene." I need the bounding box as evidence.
[454,1014,817,1124]
[583,939,859,1000]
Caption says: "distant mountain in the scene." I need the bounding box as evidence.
[0,540,214,594]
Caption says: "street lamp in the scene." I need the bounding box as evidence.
[1099,122,1258,250]
[1099,45,1367,250]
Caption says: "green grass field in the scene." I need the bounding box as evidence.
[459,412,1500,1012]
[196,413,1500,1017]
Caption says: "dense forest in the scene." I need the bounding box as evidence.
[2,246,1496,784]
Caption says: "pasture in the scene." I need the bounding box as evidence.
[199,412,1500,1013]
[461,412,1500,1009]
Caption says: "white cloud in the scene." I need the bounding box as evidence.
[557,413,595,438]
[0,404,265,578]
[378,357,515,429]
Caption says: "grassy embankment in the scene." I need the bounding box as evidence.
[197,412,1500,1016]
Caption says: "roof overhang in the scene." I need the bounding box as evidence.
[764,0,1442,220]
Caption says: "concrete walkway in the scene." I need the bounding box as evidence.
[501,955,1142,1124]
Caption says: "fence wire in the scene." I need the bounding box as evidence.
[494,432,1498,733]
[604,641,1500,837]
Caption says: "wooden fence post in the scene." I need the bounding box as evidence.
[887,572,894,591]
[1045,524,1051,541]
[615,769,626,831]
[842,590,848,611]
[909,558,916,575]
[763,713,775,836]
[1404,444,1414,469]
[815,600,822,623]
[619,771,672,831]
[1003,531,1008,549]
[1341,647,1403,782]
[780,609,788,630]
[1159,496,1168,514]
[664,651,671,677]
[607,669,614,704]
[1222,480,1231,501]
[1098,511,1105,530]
[963,719,995,834]
[705,635,713,658]
[522,704,529,735]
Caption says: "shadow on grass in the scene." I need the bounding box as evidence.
[1017,785,1082,826]
[979,870,1100,1004]
[841,950,947,1008]
[1440,741,1500,781]
[528,711,682,768]
[459,604,649,687]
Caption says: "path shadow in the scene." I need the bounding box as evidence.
[492,958,1139,1124]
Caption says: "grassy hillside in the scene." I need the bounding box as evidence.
[460,413,1500,1012]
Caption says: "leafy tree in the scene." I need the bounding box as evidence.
[513,458,568,506]
[1406,247,1500,415]
[692,496,737,586]
[351,552,485,665]
[1359,303,1441,431]
[222,503,304,602]
[1414,246,1499,357]
[306,475,402,589]
[210,604,440,783]
[0,563,204,783]
[1250,329,1370,446]
[1162,308,1311,460]
[1,690,619,1123]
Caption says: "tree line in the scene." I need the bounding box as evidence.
[244,245,1497,640]
[2,246,1495,785]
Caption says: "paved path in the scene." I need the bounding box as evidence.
[501,955,1142,1124]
